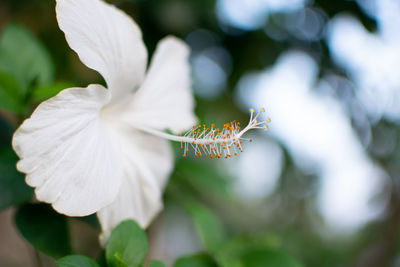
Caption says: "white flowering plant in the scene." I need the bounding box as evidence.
[0,0,279,266]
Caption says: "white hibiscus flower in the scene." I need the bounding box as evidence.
[12,0,196,238]
[11,0,269,240]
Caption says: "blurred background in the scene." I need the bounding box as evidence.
[1,0,400,266]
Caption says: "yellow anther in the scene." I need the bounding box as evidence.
[180,108,270,159]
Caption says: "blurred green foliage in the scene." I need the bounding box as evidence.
[0,148,32,211]
[174,254,218,267]
[15,203,71,258]
[0,23,71,117]
[0,24,54,114]
[0,71,23,113]
[186,203,227,253]
[0,0,399,267]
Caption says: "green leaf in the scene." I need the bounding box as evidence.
[105,220,148,267]
[0,24,54,94]
[148,260,166,267]
[187,203,226,253]
[0,148,33,211]
[113,252,128,267]
[15,203,71,258]
[56,255,100,267]
[0,71,24,113]
[33,81,74,102]
[173,254,218,267]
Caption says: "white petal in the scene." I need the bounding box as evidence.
[108,36,197,133]
[97,126,173,240]
[56,0,147,103]
[12,84,123,216]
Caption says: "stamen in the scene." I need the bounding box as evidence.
[134,108,270,159]
[180,108,270,159]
